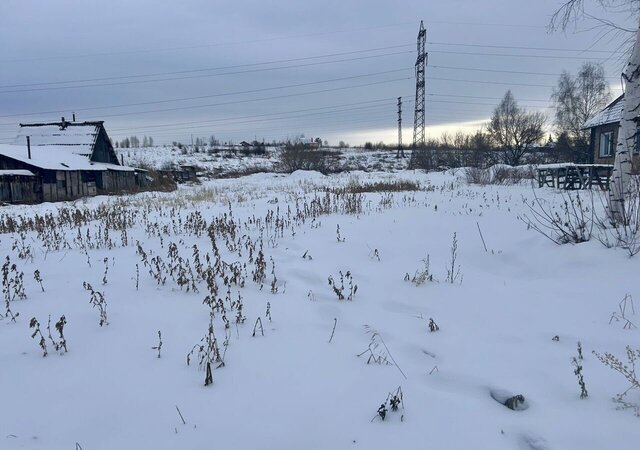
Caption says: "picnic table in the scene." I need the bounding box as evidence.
[536,164,613,190]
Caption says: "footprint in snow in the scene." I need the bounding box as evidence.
[518,433,550,450]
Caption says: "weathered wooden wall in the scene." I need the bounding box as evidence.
[42,170,97,202]
[90,126,120,165]
[0,176,39,203]
[97,170,136,192]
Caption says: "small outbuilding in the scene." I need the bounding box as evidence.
[0,119,141,203]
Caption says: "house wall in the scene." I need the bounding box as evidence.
[96,171,136,192]
[592,123,619,164]
[592,122,640,167]
[42,170,97,202]
[0,176,39,203]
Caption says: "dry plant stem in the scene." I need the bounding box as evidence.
[252,317,264,337]
[609,294,637,329]
[152,330,163,358]
[102,257,109,284]
[34,269,45,292]
[29,317,47,357]
[371,386,405,422]
[176,405,186,425]
[204,362,213,386]
[329,318,337,343]
[476,221,488,252]
[359,326,407,380]
[446,232,462,284]
[521,188,594,245]
[594,346,640,415]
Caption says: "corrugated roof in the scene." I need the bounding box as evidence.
[584,95,625,128]
[14,122,101,156]
[0,144,134,172]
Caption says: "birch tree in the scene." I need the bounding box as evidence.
[550,0,640,224]
[611,24,640,223]
[552,62,610,162]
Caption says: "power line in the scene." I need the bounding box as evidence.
[0,100,490,141]
[0,51,413,94]
[0,50,621,121]
[0,70,413,123]
[0,44,414,90]
[429,64,619,79]
[427,93,550,103]
[0,19,555,65]
[110,106,398,136]
[0,22,415,63]
[429,49,609,60]
[426,98,553,108]
[107,111,474,142]
[102,100,543,139]
[427,41,626,54]
[427,76,554,88]
[83,77,413,120]
[107,98,408,133]
[107,114,398,140]
[425,20,545,30]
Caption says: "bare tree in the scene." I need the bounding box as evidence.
[552,62,611,162]
[550,1,639,223]
[488,90,546,166]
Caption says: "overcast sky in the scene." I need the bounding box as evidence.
[0,0,637,146]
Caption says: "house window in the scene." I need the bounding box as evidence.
[599,131,614,158]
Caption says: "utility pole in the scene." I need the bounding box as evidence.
[396,97,404,158]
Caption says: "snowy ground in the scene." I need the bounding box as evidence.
[0,170,639,450]
[118,145,409,176]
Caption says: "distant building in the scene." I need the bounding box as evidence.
[0,119,142,203]
[299,137,320,149]
[157,165,198,184]
[584,94,640,166]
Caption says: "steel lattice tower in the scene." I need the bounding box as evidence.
[396,96,404,158]
[412,21,427,148]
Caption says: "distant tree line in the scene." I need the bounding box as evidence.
[115,135,154,148]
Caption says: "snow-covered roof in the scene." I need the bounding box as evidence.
[14,122,102,156]
[0,144,134,172]
[536,163,613,169]
[0,169,35,177]
[584,95,625,128]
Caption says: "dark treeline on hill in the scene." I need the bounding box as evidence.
[113,136,155,148]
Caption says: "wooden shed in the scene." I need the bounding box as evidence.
[0,119,141,202]
[0,120,141,202]
[0,143,137,202]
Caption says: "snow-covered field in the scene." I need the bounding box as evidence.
[1,169,639,450]
[118,146,409,176]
